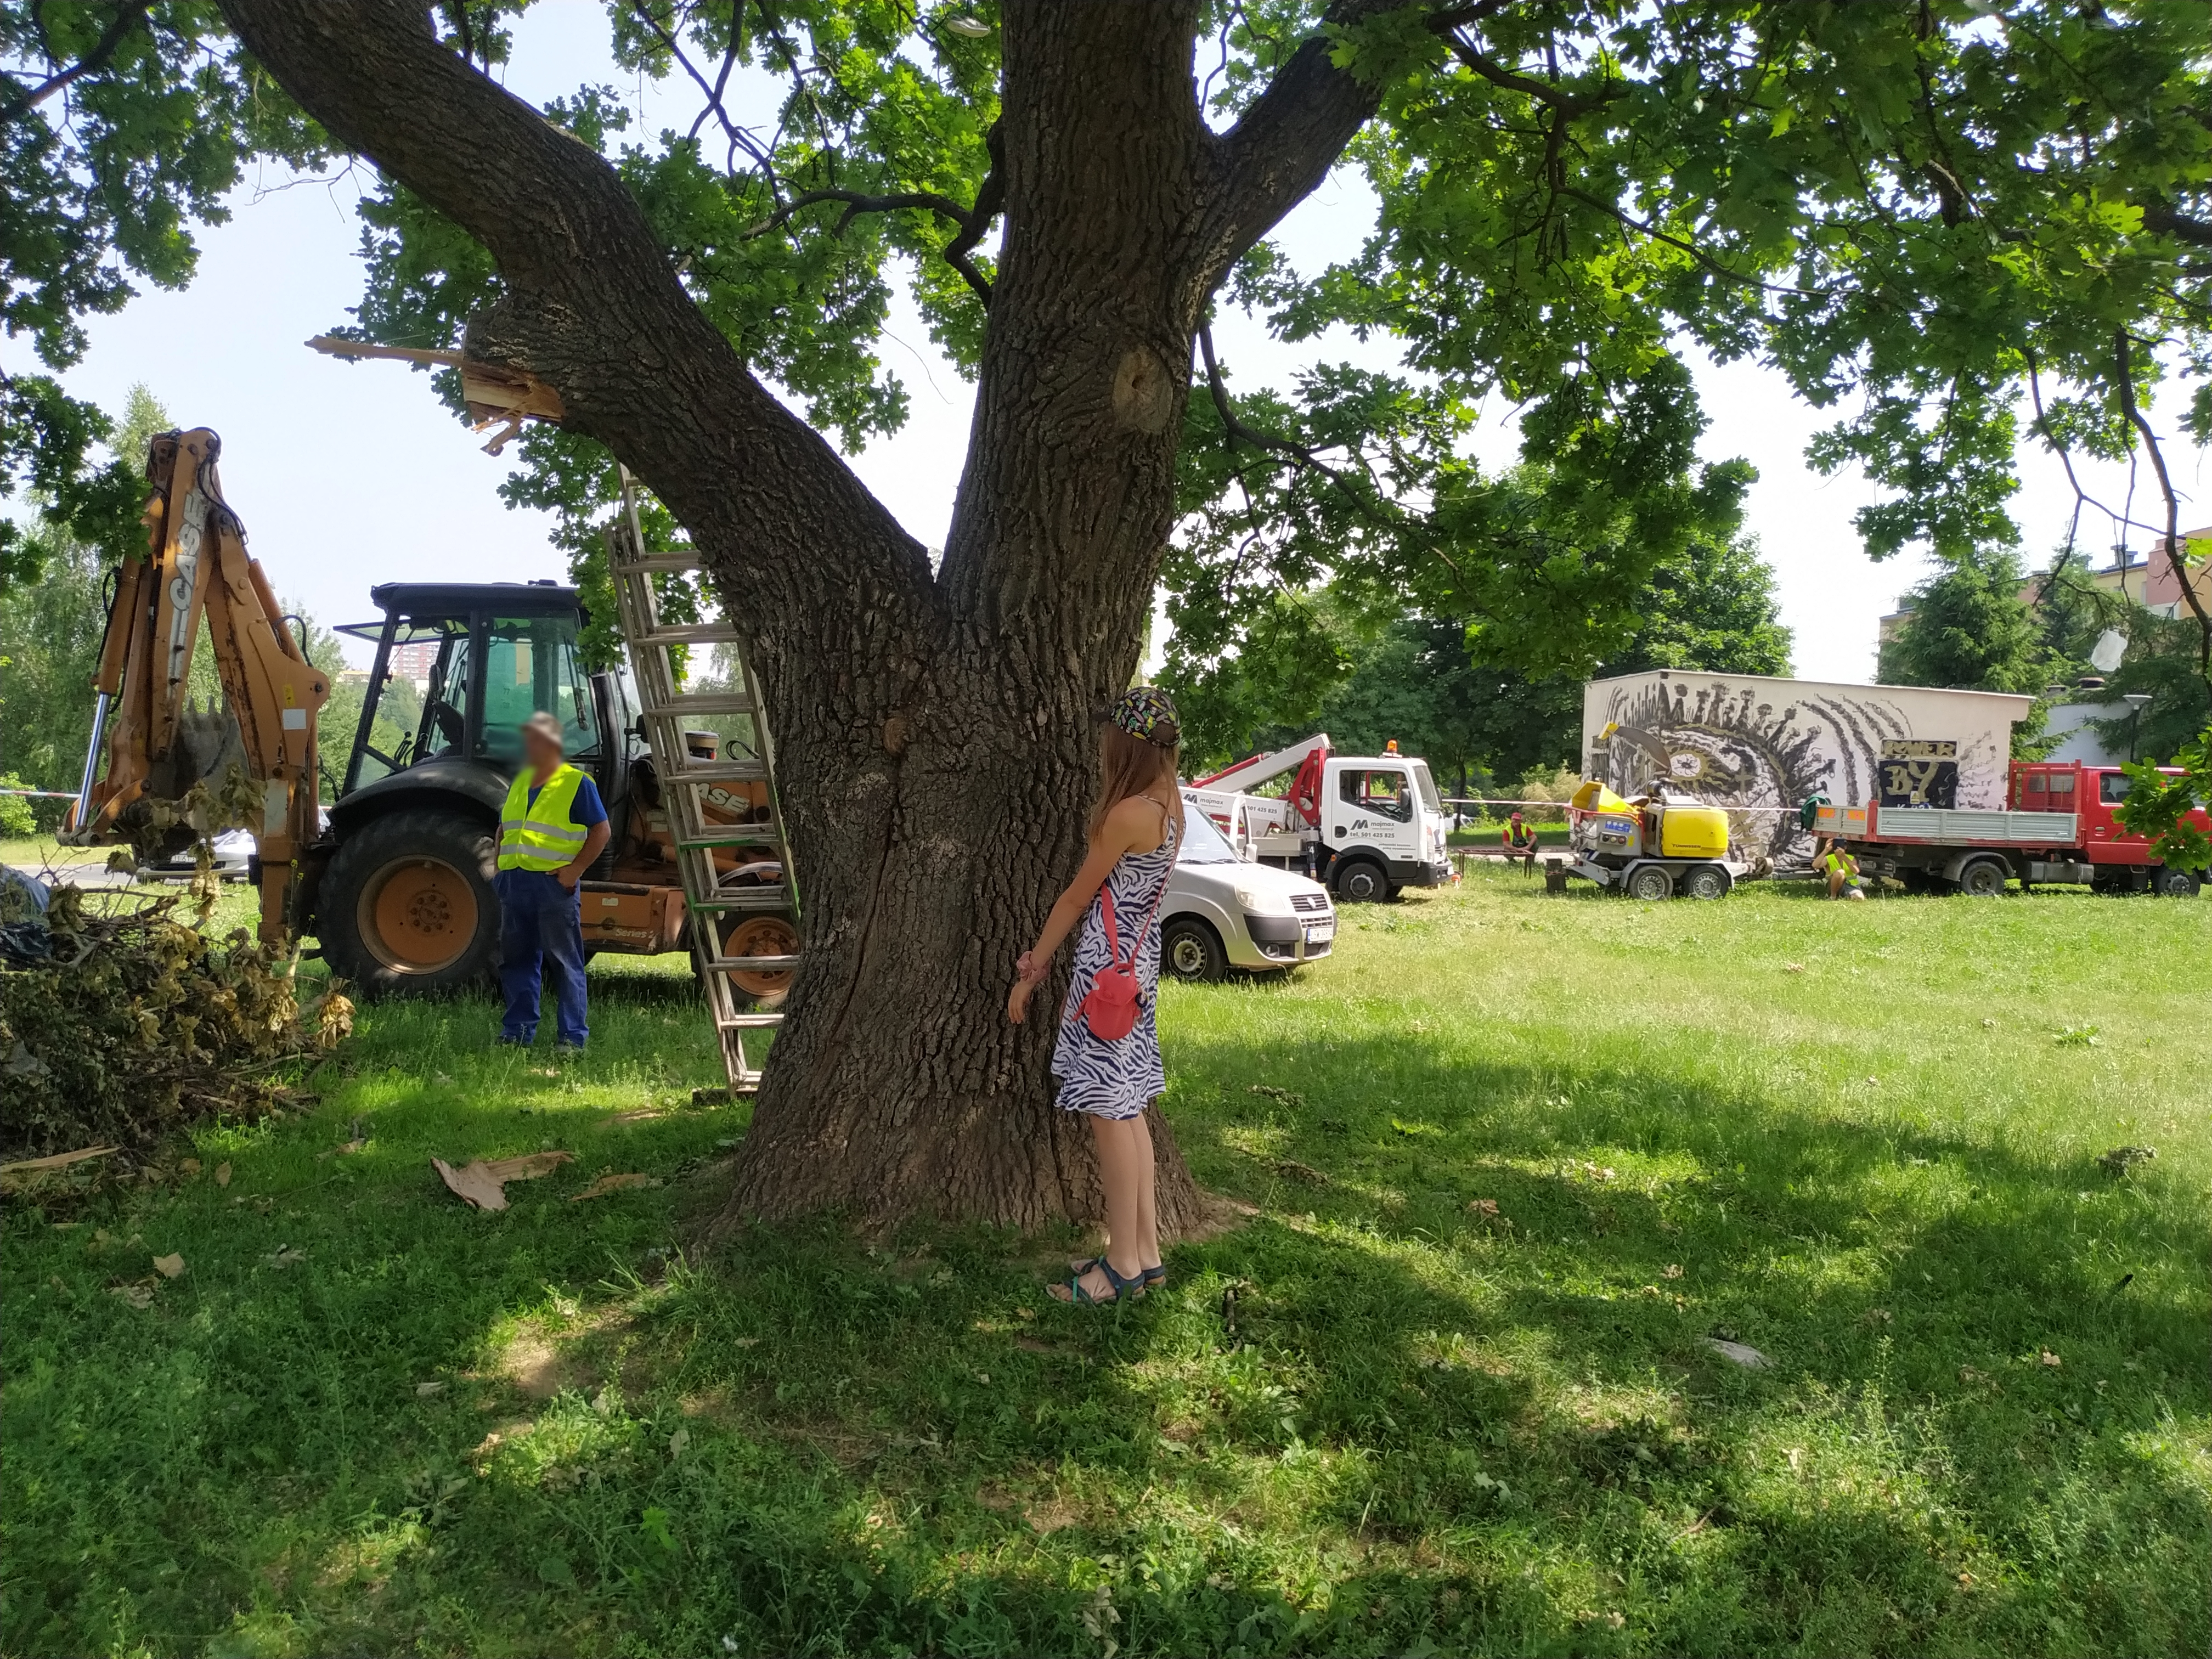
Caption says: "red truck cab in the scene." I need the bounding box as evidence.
[2008,760,2207,868]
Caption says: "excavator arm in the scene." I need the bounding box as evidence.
[67,428,331,942]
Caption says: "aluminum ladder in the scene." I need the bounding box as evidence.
[606,470,797,1091]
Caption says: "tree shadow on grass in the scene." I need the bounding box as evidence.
[4,1021,2206,1658]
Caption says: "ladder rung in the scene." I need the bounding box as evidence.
[718,1013,786,1030]
[705,954,802,971]
[642,692,755,715]
[613,555,702,574]
[674,830,781,848]
[688,890,792,911]
[661,760,771,783]
[635,624,743,646]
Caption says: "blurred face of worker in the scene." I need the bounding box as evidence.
[521,724,564,775]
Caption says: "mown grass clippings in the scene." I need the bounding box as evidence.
[1,873,2207,1656]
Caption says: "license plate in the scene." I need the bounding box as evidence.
[1303,922,1335,946]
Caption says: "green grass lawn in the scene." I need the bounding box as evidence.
[3,870,2207,1657]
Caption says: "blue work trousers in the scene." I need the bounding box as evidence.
[495,869,588,1047]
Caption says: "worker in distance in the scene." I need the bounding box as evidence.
[495,712,611,1048]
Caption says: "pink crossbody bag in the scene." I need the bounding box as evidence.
[1078,881,1165,1041]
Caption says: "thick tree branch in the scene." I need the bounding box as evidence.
[0,1,147,123]
[1192,0,1427,298]
[1436,27,1617,117]
[2113,330,2212,677]
[2138,204,2212,247]
[938,120,1005,309]
[217,0,934,629]
[745,186,996,306]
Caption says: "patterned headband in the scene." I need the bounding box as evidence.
[1107,685,1181,746]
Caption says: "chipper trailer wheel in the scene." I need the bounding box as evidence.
[1681,864,1731,901]
[1626,864,1675,901]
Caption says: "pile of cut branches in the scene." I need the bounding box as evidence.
[0,884,352,1161]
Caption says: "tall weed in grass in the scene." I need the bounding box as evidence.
[2,871,2205,1655]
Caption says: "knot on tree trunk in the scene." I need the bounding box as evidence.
[1111,345,1174,433]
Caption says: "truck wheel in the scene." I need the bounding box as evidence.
[1681,864,1731,900]
[1160,916,1227,983]
[2151,866,2202,898]
[1626,864,1674,901]
[1955,856,2010,898]
[1332,859,1389,904]
[319,808,500,996]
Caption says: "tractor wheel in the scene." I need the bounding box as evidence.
[318,808,499,996]
[1626,863,1674,901]
[1955,856,2011,898]
[1331,858,1390,904]
[1681,864,1731,901]
[2151,865,2202,899]
[1160,916,1228,983]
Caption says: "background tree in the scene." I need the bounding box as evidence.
[8,1,2209,1233]
[0,386,176,817]
[1876,550,2047,694]
[1172,516,1793,788]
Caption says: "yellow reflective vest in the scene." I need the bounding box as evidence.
[498,764,590,873]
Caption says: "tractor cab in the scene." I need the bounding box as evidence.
[335,582,637,803]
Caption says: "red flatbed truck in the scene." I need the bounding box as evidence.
[1814,760,2209,898]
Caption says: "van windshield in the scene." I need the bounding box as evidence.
[1176,808,1240,865]
[1410,760,1442,810]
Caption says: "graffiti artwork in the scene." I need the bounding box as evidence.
[1583,674,2025,871]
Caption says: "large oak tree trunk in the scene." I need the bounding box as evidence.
[221,0,1387,1235]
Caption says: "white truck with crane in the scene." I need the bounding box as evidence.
[1183,733,1453,902]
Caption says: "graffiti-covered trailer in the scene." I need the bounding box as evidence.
[1581,672,2033,872]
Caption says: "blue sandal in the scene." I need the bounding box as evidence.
[1061,1258,1147,1304]
[1071,1256,1166,1293]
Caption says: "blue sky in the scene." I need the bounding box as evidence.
[27,8,2197,682]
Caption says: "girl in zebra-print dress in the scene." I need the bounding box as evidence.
[1007,686,1186,1305]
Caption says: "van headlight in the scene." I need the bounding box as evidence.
[1233,881,1295,917]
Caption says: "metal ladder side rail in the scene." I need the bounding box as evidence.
[608,474,799,1091]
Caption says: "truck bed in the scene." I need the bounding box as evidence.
[1814,803,2078,846]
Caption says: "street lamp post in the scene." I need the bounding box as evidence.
[2121,692,2152,762]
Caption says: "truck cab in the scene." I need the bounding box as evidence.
[1321,757,1453,900]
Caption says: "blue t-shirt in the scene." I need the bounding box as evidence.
[527,772,607,828]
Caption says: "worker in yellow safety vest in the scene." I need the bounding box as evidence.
[494,712,612,1047]
[1821,843,1866,901]
[1502,809,1538,872]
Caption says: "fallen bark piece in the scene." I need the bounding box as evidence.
[1702,1337,1771,1369]
[432,1150,576,1212]
[151,1254,185,1279]
[569,1171,659,1203]
[1,1144,120,1180]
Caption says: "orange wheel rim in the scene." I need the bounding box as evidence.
[360,857,478,973]
[724,916,798,999]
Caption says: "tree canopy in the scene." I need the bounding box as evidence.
[6,2,2209,679]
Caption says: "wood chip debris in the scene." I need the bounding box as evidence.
[568,1171,659,1202]
[432,1150,575,1212]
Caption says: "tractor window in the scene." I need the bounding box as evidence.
[1340,768,1413,823]
[478,616,597,764]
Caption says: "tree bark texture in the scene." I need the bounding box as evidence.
[221,0,1391,1234]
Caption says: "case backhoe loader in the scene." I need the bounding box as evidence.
[65,428,798,1000]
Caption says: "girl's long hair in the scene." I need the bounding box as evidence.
[1091,722,1187,840]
